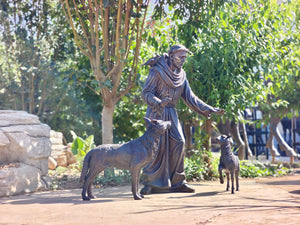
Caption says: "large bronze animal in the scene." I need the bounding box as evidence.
[80,117,171,200]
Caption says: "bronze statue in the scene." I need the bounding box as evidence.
[141,44,224,194]
[80,117,171,200]
[216,135,240,194]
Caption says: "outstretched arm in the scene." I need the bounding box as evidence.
[181,79,224,118]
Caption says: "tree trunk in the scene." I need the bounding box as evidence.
[183,122,193,157]
[241,122,253,158]
[229,120,245,160]
[266,114,297,162]
[203,119,212,151]
[265,131,280,162]
[102,102,115,177]
[216,119,230,136]
[102,104,115,145]
[217,119,248,160]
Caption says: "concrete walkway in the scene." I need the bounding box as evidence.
[1,170,300,225]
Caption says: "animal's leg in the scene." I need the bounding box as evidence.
[81,180,88,200]
[87,168,102,199]
[226,172,230,191]
[82,171,91,201]
[235,169,239,191]
[87,167,104,199]
[219,165,224,184]
[82,168,99,201]
[231,171,235,194]
[131,169,143,200]
[137,169,144,198]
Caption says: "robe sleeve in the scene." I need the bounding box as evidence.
[142,68,162,109]
[181,79,215,118]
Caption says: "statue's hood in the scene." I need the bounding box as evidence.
[151,54,186,88]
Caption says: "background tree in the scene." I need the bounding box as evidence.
[257,0,300,162]
[0,0,103,143]
[0,0,61,114]
[60,0,150,144]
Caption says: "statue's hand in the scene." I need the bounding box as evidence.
[213,108,225,115]
[157,97,172,115]
[160,97,172,108]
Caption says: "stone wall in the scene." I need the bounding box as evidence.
[0,110,51,197]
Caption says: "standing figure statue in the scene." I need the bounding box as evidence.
[141,44,224,195]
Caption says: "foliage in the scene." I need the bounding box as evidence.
[184,0,281,121]
[153,0,225,23]
[184,149,219,181]
[239,161,292,178]
[94,170,131,188]
[255,0,300,120]
[184,127,219,181]
[114,94,147,143]
[70,131,96,169]
[0,0,68,114]
[0,0,100,143]
[186,154,294,181]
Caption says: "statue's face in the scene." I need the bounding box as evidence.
[170,51,187,69]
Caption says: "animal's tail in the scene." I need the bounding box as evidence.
[79,151,92,182]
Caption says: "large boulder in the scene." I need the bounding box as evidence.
[0,110,51,197]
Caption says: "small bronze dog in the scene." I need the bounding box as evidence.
[216,135,240,194]
[80,117,171,200]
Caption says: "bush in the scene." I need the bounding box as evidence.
[185,151,294,181]
[239,161,293,178]
[184,150,219,181]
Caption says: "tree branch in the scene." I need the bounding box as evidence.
[72,0,90,48]
[121,0,132,58]
[115,0,122,62]
[61,0,90,58]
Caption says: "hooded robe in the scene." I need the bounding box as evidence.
[141,54,217,189]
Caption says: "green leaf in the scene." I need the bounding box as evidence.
[71,137,84,155]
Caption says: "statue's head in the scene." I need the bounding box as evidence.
[168,44,191,69]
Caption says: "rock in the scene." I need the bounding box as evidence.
[48,156,57,170]
[0,130,10,147]
[0,110,40,126]
[0,163,47,197]
[50,130,64,145]
[0,110,51,197]
[49,131,77,168]
[66,148,77,165]
[55,150,68,167]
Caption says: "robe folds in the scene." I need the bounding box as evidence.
[141,54,216,189]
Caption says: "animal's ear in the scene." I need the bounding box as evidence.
[226,135,231,140]
[143,117,151,126]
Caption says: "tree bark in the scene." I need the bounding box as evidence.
[229,120,245,160]
[183,122,193,157]
[102,104,115,145]
[203,119,212,151]
[217,119,248,160]
[241,122,253,158]
[102,102,116,177]
[266,114,297,161]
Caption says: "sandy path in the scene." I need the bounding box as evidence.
[0,171,299,225]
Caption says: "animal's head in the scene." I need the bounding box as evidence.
[216,135,232,145]
[144,117,171,134]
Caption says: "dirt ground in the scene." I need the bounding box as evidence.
[0,170,300,225]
